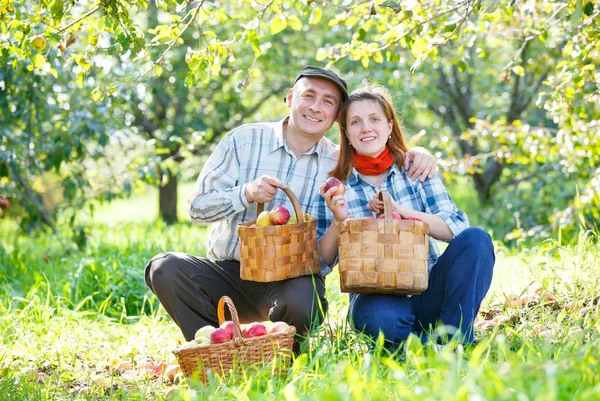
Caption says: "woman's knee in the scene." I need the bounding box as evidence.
[349,295,414,344]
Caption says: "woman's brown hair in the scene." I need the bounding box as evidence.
[329,85,408,182]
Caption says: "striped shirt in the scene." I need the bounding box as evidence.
[316,164,469,276]
[188,118,339,261]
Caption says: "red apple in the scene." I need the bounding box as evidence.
[406,216,421,221]
[324,177,345,196]
[242,322,267,338]
[378,212,402,220]
[210,328,232,344]
[269,206,290,225]
[268,321,290,334]
[0,199,9,210]
[220,321,235,338]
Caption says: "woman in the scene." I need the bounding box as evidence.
[317,85,495,347]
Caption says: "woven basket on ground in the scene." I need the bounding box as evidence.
[173,296,296,384]
[338,190,430,295]
[238,187,320,282]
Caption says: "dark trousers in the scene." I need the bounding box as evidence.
[349,227,495,346]
[144,253,328,351]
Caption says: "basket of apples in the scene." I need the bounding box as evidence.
[238,187,320,282]
[338,189,430,295]
[173,296,296,384]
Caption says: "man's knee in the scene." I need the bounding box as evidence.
[144,252,186,294]
[273,289,328,333]
[456,228,494,252]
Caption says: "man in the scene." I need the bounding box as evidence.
[144,66,436,351]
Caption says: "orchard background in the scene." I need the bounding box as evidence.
[1,1,599,400]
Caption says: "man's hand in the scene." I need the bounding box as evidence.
[404,147,437,182]
[245,175,286,203]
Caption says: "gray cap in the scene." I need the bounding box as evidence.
[293,66,348,102]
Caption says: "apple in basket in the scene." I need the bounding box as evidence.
[324,177,345,196]
[256,211,273,226]
[268,321,290,334]
[378,212,402,220]
[195,325,216,341]
[269,206,290,225]
[406,216,422,221]
[243,322,267,338]
[220,321,235,338]
[210,328,233,344]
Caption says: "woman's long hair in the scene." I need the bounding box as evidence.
[329,85,408,182]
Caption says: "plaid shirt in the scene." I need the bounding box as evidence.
[188,118,339,261]
[316,164,469,276]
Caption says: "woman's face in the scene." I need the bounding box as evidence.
[345,99,393,158]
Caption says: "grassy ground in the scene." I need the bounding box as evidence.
[1,189,599,400]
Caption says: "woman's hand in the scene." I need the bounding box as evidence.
[367,194,415,218]
[320,183,348,223]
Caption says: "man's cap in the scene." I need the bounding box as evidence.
[292,66,348,102]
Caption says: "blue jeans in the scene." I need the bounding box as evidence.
[348,227,495,346]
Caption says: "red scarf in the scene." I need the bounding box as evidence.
[354,147,394,175]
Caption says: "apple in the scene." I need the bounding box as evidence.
[195,325,216,340]
[30,35,47,51]
[243,322,267,338]
[179,341,199,350]
[194,337,210,346]
[268,321,290,334]
[269,206,290,225]
[378,212,402,220]
[256,210,273,226]
[406,216,421,221]
[115,360,132,371]
[164,364,181,382]
[165,387,178,398]
[220,321,235,338]
[210,328,232,344]
[0,199,9,209]
[153,362,168,377]
[324,177,345,196]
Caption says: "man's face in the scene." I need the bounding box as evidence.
[286,76,342,140]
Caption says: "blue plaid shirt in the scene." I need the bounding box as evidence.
[188,118,339,261]
[316,164,469,276]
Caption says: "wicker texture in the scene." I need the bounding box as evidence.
[173,296,296,384]
[238,187,320,282]
[338,190,430,295]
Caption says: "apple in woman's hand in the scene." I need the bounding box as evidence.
[324,177,345,195]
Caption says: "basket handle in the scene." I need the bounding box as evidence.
[217,296,246,346]
[256,187,304,224]
[377,190,394,234]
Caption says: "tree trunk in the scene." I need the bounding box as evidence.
[159,173,178,224]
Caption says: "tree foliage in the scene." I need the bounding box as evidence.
[1,0,598,243]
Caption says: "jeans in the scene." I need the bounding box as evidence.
[349,227,495,347]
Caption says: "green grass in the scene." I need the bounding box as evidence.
[1,192,599,400]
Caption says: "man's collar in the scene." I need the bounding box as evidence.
[270,117,321,156]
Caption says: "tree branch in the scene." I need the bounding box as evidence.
[58,6,102,33]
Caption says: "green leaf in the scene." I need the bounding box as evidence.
[512,65,525,77]
[583,1,594,16]
[573,0,582,23]
[309,8,322,25]
[411,37,428,59]
[154,64,163,77]
[316,48,329,62]
[288,15,302,31]
[33,54,46,69]
[77,72,84,88]
[484,0,500,13]
[269,15,287,35]
[50,0,64,20]
[361,55,369,68]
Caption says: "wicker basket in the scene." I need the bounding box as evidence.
[238,187,320,282]
[338,190,430,295]
[173,296,296,384]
